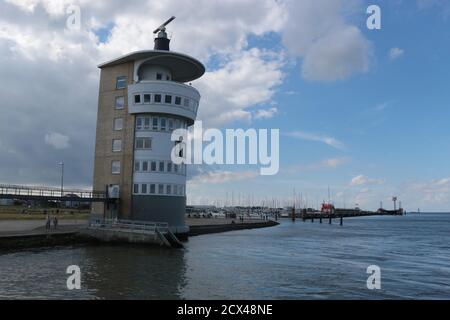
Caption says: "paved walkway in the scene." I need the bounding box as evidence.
[0,219,87,236]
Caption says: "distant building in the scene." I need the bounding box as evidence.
[91,23,205,237]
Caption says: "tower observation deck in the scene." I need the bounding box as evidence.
[92,17,205,237]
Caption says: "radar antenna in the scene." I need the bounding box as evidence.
[153,16,176,34]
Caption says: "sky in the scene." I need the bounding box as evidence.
[0,0,449,211]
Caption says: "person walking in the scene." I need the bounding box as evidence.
[53,216,58,230]
[45,214,51,231]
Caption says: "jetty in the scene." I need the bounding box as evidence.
[296,208,404,225]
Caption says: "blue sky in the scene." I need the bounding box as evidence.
[0,0,449,211]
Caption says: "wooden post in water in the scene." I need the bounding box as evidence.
[320,216,322,224]
[311,216,314,223]
[340,215,343,226]
[329,215,332,224]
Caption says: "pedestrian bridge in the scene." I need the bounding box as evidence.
[0,184,111,203]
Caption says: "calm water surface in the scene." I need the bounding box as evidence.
[0,214,449,299]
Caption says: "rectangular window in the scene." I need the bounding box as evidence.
[142,161,148,172]
[150,184,156,194]
[166,185,171,195]
[160,118,166,131]
[116,76,126,89]
[174,164,179,173]
[151,161,157,172]
[168,119,174,131]
[156,73,162,80]
[167,162,172,172]
[173,185,178,196]
[136,117,142,130]
[112,161,121,174]
[159,161,165,172]
[154,94,162,103]
[115,96,125,109]
[144,117,150,130]
[114,118,123,131]
[165,95,172,104]
[141,184,147,194]
[175,97,182,105]
[135,137,152,150]
[144,94,151,104]
[158,184,164,194]
[183,98,190,107]
[175,119,180,129]
[134,161,140,172]
[112,139,122,152]
[153,117,159,130]
[134,94,141,104]
[133,184,139,194]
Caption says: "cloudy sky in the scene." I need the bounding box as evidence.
[0,0,449,211]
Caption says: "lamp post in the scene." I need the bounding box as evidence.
[58,161,64,197]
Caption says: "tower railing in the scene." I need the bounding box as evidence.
[88,218,169,234]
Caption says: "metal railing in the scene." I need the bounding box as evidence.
[0,184,107,200]
[88,218,169,234]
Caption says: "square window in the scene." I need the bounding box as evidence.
[144,94,151,103]
[115,96,125,109]
[166,185,171,195]
[134,161,140,172]
[134,94,141,104]
[156,73,162,80]
[151,161,157,172]
[133,184,139,194]
[135,137,151,150]
[116,76,127,89]
[154,94,162,103]
[175,97,182,105]
[158,184,164,194]
[165,95,172,104]
[112,161,121,174]
[114,118,123,131]
[142,161,148,171]
[150,184,156,194]
[141,184,147,194]
[112,139,122,152]
[159,161,165,172]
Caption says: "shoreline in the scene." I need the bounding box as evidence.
[0,219,279,252]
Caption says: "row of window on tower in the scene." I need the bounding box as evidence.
[133,183,185,197]
[134,160,186,175]
[136,116,187,132]
[133,93,199,113]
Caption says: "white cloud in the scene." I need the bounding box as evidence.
[281,0,371,81]
[45,132,70,150]
[195,48,284,126]
[286,131,345,150]
[350,175,385,186]
[254,107,278,120]
[389,47,404,60]
[188,170,259,186]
